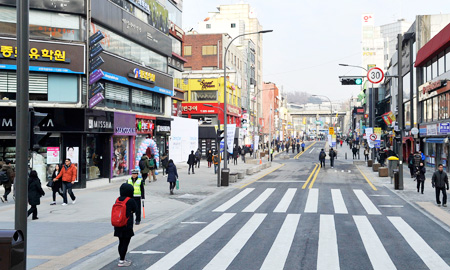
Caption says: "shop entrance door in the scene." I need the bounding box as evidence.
[86,134,110,180]
[436,144,443,171]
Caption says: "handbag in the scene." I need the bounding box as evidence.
[176,179,179,190]
[46,180,54,188]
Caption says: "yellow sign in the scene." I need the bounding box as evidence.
[329,127,334,135]
[0,45,68,62]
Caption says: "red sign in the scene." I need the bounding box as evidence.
[181,103,218,114]
[226,104,241,117]
[422,80,444,94]
[136,118,154,134]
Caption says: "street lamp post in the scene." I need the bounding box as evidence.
[204,104,224,187]
[223,29,272,176]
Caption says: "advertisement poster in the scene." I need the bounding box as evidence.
[226,124,236,154]
[47,147,60,164]
[366,128,375,149]
[113,137,129,177]
[374,127,381,148]
[332,135,337,148]
[66,147,79,182]
[254,135,260,151]
[328,135,333,147]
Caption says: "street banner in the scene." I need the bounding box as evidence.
[332,135,336,148]
[226,124,236,154]
[374,127,381,148]
[366,127,375,149]
[328,135,332,147]
[254,135,260,151]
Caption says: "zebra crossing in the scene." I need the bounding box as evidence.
[146,213,450,270]
[213,187,386,215]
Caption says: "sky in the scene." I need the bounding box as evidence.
[182,0,448,102]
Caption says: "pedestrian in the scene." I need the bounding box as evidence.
[53,158,77,206]
[213,151,220,174]
[249,147,253,157]
[270,148,273,162]
[297,142,300,153]
[207,149,213,168]
[408,153,415,178]
[187,150,196,174]
[319,149,326,168]
[356,144,361,159]
[378,149,387,166]
[233,146,238,165]
[432,164,449,207]
[364,147,370,161]
[413,151,422,167]
[340,140,343,147]
[241,147,246,163]
[27,170,45,220]
[415,162,426,194]
[138,154,150,182]
[160,150,169,176]
[195,148,201,168]
[113,183,137,267]
[292,143,295,154]
[1,160,15,203]
[352,146,357,159]
[148,154,157,182]
[301,141,305,152]
[50,164,64,205]
[329,147,336,168]
[127,169,145,225]
[166,159,178,195]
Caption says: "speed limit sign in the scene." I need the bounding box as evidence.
[367,67,384,84]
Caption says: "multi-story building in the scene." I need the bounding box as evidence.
[0,0,181,186]
[261,82,279,142]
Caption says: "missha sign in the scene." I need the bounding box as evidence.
[85,109,114,133]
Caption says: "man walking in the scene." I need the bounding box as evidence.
[415,162,426,194]
[241,147,246,163]
[329,148,336,168]
[53,158,77,206]
[432,164,449,207]
[0,160,14,203]
[195,148,201,168]
[148,154,157,182]
[301,141,305,152]
[127,170,145,225]
[139,154,150,182]
[319,149,326,168]
[213,151,220,174]
[187,150,196,174]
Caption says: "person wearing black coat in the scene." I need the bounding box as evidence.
[50,164,64,205]
[166,160,178,195]
[415,162,426,194]
[28,170,45,220]
[432,164,449,206]
[206,150,213,168]
[187,150,196,174]
[114,183,137,267]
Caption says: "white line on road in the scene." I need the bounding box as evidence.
[242,188,275,212]
[274,188,297,213]
[378,205,404,208]
[130,250,165,255]
[147,213,235,270]
[260,214,301,270]
[213,188,254,212]
[180,221,208,224]
[317,214,340,270]
[331,189,348,214]
[369,195,390,197]
[259,181,306,183]
[309,148,315,154]
[353,215,396,270]
[353,189,381,215]
[388,216,450,270]
[203,214,267,270]
[304,188,319,213]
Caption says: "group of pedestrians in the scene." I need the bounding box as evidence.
[318,147,337,168]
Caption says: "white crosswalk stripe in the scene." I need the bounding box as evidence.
[273,188,297,213]
[317,214,340,270]
[213,188,254,212]
[304,188,319,213]
[242,188,275,212]
[331,189,348,214]
[353,189,382,215]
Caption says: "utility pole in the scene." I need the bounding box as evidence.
[397,34,404,190]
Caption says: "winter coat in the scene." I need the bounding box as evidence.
[206,151,213,162]
[432,170,449,189]
[415,166,426,181]
[114,183,137,238]
[319,151,326,161]
[140,155,151,174]
[166,163,178,183]
[195,150,201,160]
[329,150,336,159]
[187,154,196,165]
[413,154,422,167]
[1,164,14,188]
[408,154,414,168]
[161,155,169,168]
[51,169,62,191]
[55,163,77,183]
[28,176,45,206]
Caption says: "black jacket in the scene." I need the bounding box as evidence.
[415,166,426,181]
[329,150,336,159]
[319,151,326,160]
[432,170,449,189]
[166,163,178,183]
[51,169,62,191]
[188,153,196,165]
[114,183,137,238]
[28,176,45,206]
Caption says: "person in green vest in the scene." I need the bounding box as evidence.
[127,169,145,225]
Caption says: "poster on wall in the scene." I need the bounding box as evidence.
[113,137,129,177]
[66,147,79,182]
[47,147,60,164]
[226,124,236,154]
[169,117,198,163]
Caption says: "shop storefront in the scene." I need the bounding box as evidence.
[155,118,172,157]
[135,115,155,169]
[112,112,136,178]
[419,123,450,171]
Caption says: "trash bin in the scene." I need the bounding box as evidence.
[388,156,399,178]
[0,230,25,270]
[221,168,230,186]
[393,169,399,190]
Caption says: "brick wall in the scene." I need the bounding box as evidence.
[184,34,223,70]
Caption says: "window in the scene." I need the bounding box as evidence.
[105,83,130,110]
[438,52,445,76]
[439,94,448,120]
[206,24,211,29]
[132,89,164,114]
[184,46,192,56]
[0,71,49,101]
[202,45,217,55]
[427,99,432,122]
[191,90,217,101]
[433,96,439,121]
[170,36,182,55]
[426,61,431,82]
[446,48,450,72]
[231,23,236,28]
[432,56,438,79]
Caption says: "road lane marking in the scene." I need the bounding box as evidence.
[130,250,165,255]
[309,147,315,154]
[304,188,319,213]
[239,163,286,189]
[353,189,381,215]
[274,188,297,213]
[260,214,301,270]
[180,221,208,224]
[353,215,396,270]
[242,188,275,212]
[388,216,450,270]
[213,188,254,212]
[258,180,306,183]
[331,189,348,214]
[355,165,377,191]
[369,195,390,197]
[147,213,235,270]
[302,164,318,189]
[295,141,316,159]
[378,205,404,208]
[308,163,321,189]
[203,214,267,270]
[317,214,340,270]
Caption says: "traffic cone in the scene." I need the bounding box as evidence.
[259,158,262,165]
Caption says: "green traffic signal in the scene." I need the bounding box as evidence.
[355,78,362,85]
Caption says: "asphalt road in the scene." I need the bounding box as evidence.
[101,142,450,270]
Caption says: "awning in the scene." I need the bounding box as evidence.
[415,23,450,67]
[425,138,446,144]
[402,136,414,143]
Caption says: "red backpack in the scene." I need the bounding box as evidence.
[111,197,130,227]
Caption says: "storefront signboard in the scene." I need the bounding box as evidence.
[181,103,218,114]
[47,147,60,164]
[136,118,154,134]
[156,125,171,132]
[0,0,86,14]
[114,112,137,136]
[427,124,438,136]
[88,92,105,108]
[227,105,241,117]
[86,109,114,133]
[439,123,450,135]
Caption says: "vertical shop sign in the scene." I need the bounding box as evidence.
[88,31,105,108]
[226,124,236,154]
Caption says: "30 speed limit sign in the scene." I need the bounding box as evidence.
[367,67,384,84]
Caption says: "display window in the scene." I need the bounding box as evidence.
[113,136,129,177]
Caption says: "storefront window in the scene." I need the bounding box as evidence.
[86,135,103,180]
[427,99,432,122]
[433,96,439,121]
[112,136,129,177]
[432,56,438,79]
[438,52,445,76]
[131,89,164,114]
[191,90,217,101]
[426,61,431,82]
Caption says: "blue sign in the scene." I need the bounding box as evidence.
[0,64,83,74]
[220,141,224,152]
[439,123,450,135]
[102,71,173,96]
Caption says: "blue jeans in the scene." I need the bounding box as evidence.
[62,182,76,204]
[214,164,218,174]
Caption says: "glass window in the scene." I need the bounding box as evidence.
[48,74,78,102]
[446,48,450,72]
[422,101,427,123]
[112,136,129,177]
[191,90,217,101]
[438,52,445,76]
[433,96,439,121]
[231,23,236,28]
[202,45,217,55]
[167,1,182,27]
[432,56,438,79]
[439,94,448,120]
[131,88,163,114]
[426,61,431,82]
[170,36,182,55]
[427,99,432,122]
[184,46,192,56]
[104,83,130,110]
[0,71,48,101]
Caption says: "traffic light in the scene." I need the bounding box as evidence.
[29,109,52,151]
[339,76,363,85]
[216,129,225,142]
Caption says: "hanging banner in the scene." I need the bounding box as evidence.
[332,135,337,148]
[328,135,333,147]
[226,124,236,154]
[366,127,375,149]
[254,135,260,151]
[374,127,382,148]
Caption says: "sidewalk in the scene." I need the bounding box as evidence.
[0,157,279,269]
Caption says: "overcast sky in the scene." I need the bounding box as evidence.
[182,0,447,102]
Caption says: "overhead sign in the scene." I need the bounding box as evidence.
[367,67,384,84]
[329,127,334,135]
